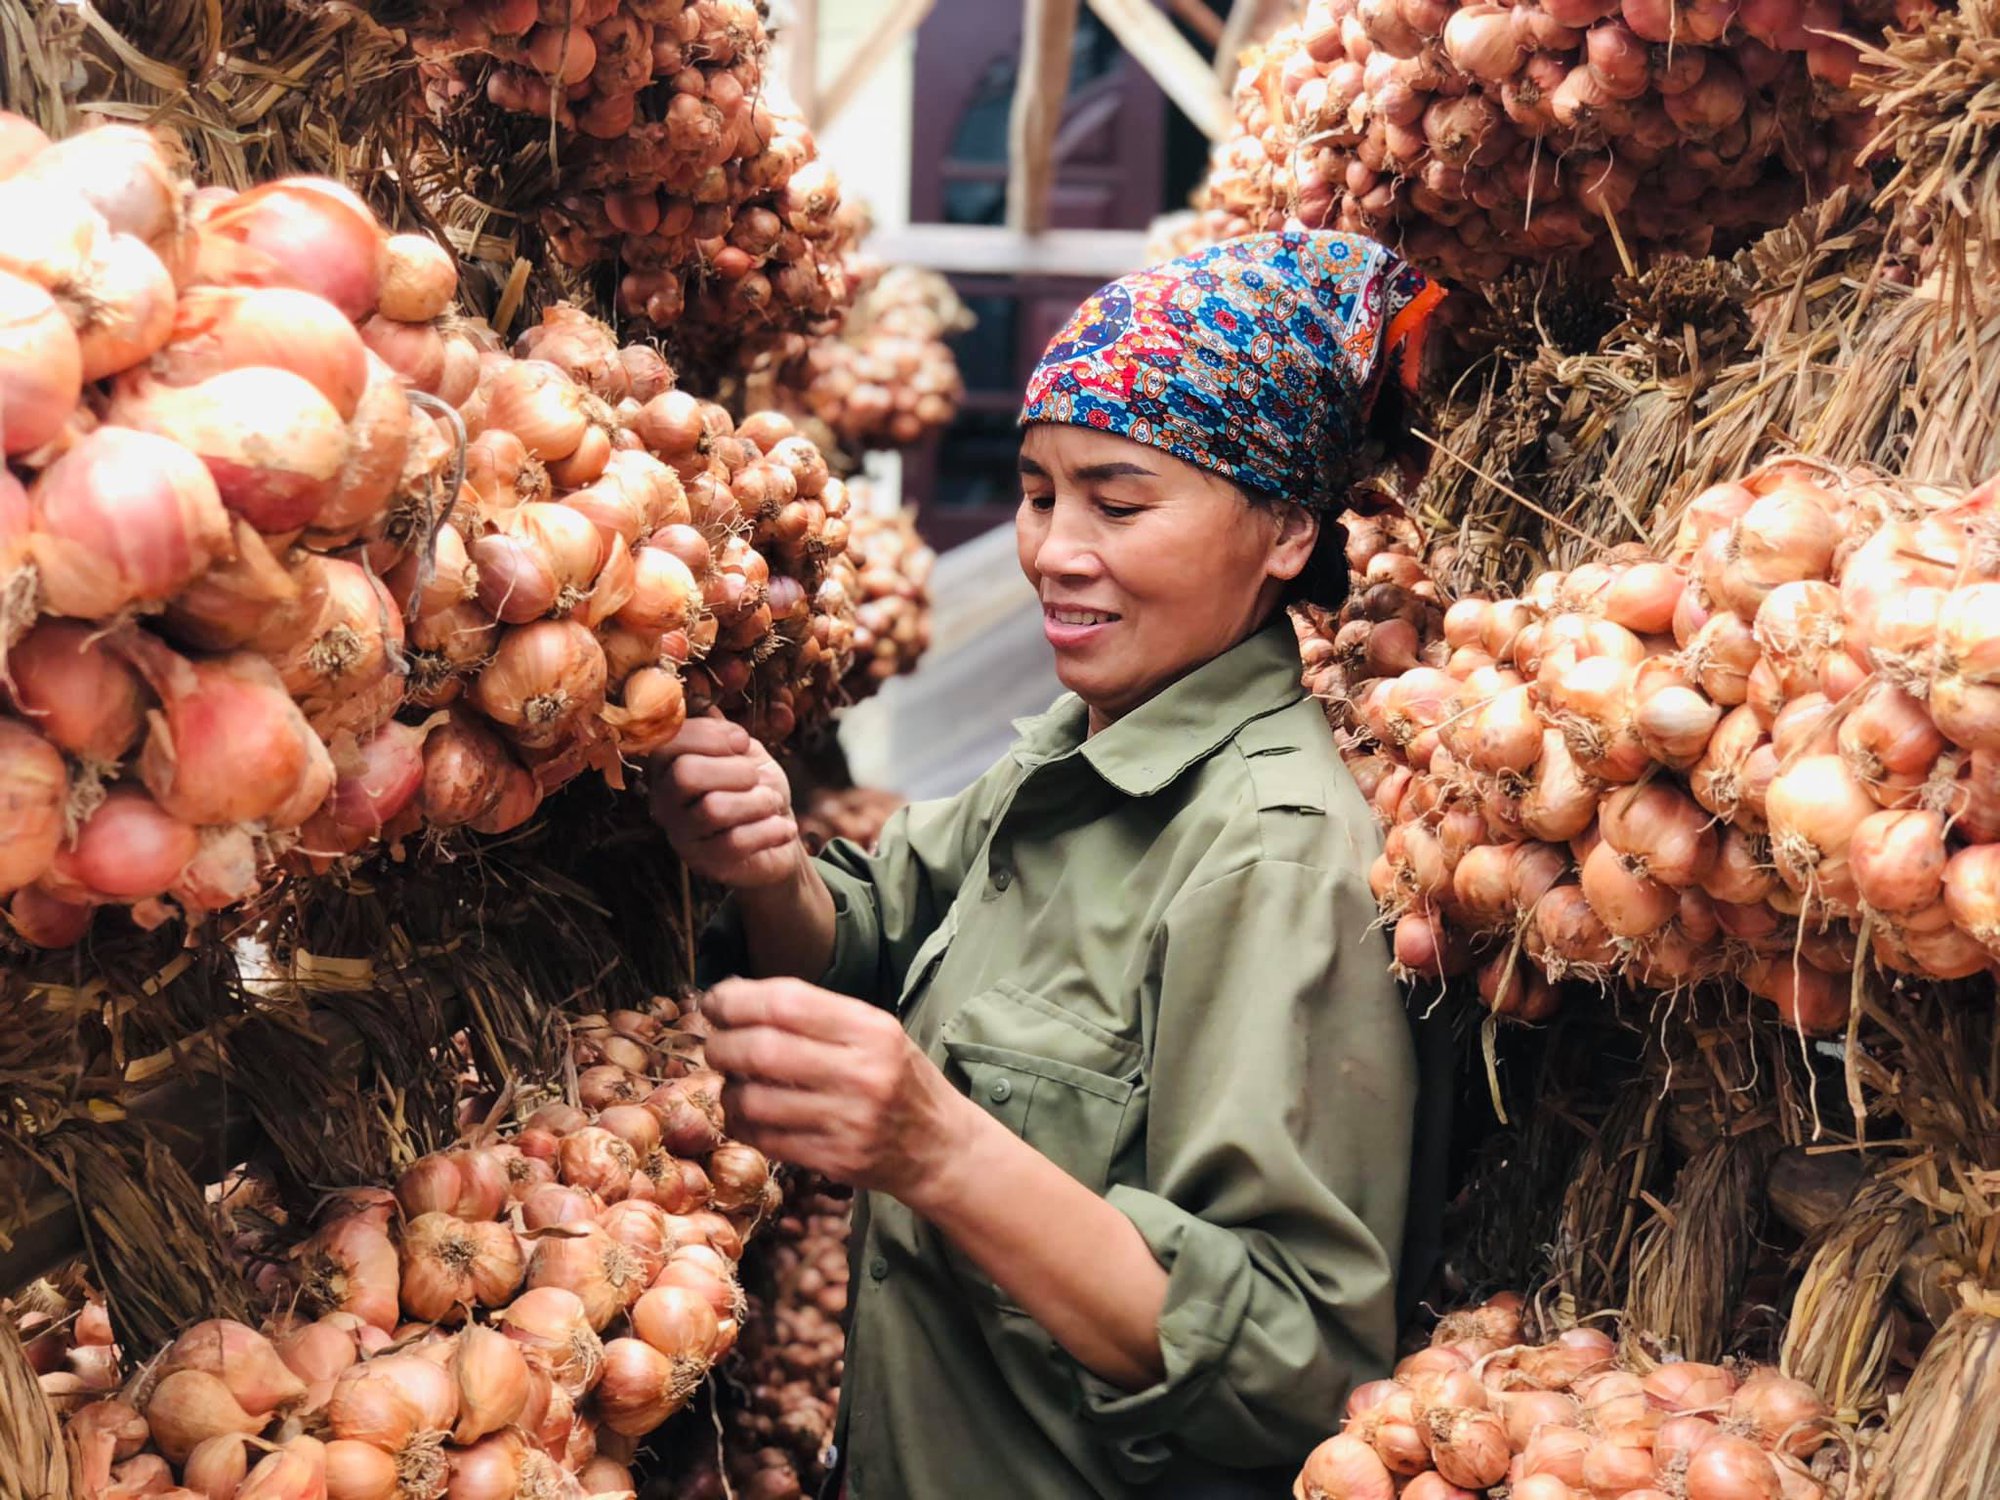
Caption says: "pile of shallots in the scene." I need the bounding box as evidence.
[410,0,851,368]
[15,1284,121,1412]
[48,1000,772,1499]
[1296,1294,1843,1500]
[1311,458,2000,1032]
[726,1179,850,1489]
[1203,0,1910,282]
[788,266,969,452]
[0,115,860,949]
[830,506,934,698]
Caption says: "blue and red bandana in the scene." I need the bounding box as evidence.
[1020,231,1443,512]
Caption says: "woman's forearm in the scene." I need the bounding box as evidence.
[910,1099,1169,1391]
[734,847,839,981]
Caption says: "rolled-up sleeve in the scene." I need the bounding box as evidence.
[1074,859,1416,1479]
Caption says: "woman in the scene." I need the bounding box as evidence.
[652,231,1442,1498]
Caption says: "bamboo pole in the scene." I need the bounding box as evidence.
[1213,0,1289,86]
[817,0,937,131]
[1006,0,1083,234]
[1084,0,1235,140]
[1163,0,1225,47]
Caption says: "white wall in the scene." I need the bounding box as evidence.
[766,0,918,232]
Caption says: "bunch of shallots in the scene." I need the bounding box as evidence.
[1311,459,2000,1033]
[409,0,852,369]
[1203,0,1912,282]
[724,1179,851,1486]
[1296,1293,1845,1499]
[789,267,970,451]
[825,505,933,699]
[0,114,465,942]
[15,1283,121,1417]
[47,998,772,1498]
[0,113,859,949]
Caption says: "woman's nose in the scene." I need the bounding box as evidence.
[1034,502,1101,581]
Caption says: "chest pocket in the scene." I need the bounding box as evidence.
[938,981,1142,1197]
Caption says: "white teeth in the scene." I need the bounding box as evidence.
[1049,608,1114,625]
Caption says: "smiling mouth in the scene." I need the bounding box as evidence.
[1045,606,1120,626]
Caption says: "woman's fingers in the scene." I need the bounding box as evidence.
[704,977,881,1043]
[704,1022,846,1088]
[684,785,788,837]
[650,717,750,761]
[719,1078,827,1134]
[667,753,766,803]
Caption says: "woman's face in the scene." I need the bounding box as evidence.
[1016,424,1316,726]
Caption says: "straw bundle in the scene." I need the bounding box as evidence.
[0,1312,68,1500]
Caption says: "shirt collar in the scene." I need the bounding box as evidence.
[1008,619,1307,796]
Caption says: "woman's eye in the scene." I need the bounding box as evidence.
[1097,501,1141,520]
[1022,492,1054,512]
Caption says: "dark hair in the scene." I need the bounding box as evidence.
[1287,512,1351,612]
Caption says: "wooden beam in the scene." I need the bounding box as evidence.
[817,0,937,131]
[1212,0,1288,87]
[1006,0,1082,235]
[865,223,1148,279]
[1083,0,1234,141]
[1164,0,1226,48]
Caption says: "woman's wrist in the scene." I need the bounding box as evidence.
[735,845,836,980]
[898,1085,1003,1224]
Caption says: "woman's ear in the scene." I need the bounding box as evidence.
[1269,503,1319,582]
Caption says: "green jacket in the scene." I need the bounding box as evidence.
[807,620,1417,1497]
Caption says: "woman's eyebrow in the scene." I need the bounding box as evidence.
[1074,461,1156,481]
[1017,455,1050,477]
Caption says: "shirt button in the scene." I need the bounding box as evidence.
[988,1077,1013,1103]
[992,866,1012,891]
[869,1256,889,1281]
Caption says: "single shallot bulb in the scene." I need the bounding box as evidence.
[528,1224,649,1331]
[1295,1434,1396,1499]
[45,786,201,905]
[14,123,179,246]
[449,1325,530,1446]
[299,1213,400,1332]
[1726,1371,1829,1458]
[481,360,593,461]
[3,621,147,765]
[191,177,384,322]
[109,368,349,535]
[143,1370,265,1466]
[1684,1433,1783,1499]
[419,710,512,828]
[0,719,66,896]
[378,235,457,323]
[112,629,334,828]
[26,425,232,618]
[472,619,607,751]
[594,1338,699,1437]
[498,1286,605,1399]
[1850,809,1947,915]
[0,269,83,454]
[1766,755,1874,905]
[160,1320,307,1417]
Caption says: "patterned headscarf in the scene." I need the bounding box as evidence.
[1019,231,1443,512]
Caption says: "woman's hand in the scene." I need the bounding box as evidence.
[648,718,803,890]
[701,975,1171,1391]
[700,977,975,1206]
